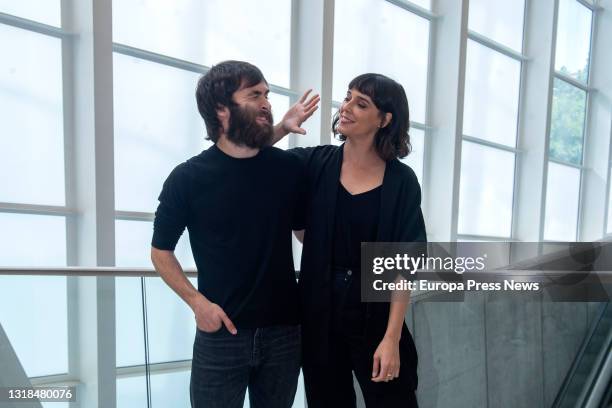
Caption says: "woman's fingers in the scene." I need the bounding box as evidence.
[372,362,400,382]
[373,361,391,382]
[372,355,381,379]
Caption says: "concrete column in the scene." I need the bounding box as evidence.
[62,0,117,406]
[513,0,558,243]
[424,0,469,242]
[290,0,335,147]
[580,0,612,241]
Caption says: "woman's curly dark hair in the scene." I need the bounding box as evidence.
[332,73,411,161]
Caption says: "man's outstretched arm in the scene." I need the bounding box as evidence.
[151,247,237,334]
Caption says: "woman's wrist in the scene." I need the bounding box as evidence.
[383,330,401,343]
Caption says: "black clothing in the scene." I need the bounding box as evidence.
[332,183,381,270]
[152,144,306,329]
[332,183,380,311]
[288,144,426,407]
[304,268,417,408]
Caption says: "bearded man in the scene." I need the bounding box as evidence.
[150,60,318,408]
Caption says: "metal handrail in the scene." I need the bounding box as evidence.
[0,266,197,277]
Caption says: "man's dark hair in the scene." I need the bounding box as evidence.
[332,73,412,161]
[196,60,267,142]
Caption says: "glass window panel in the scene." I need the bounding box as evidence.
[544,162,580,241]
[458,142,515,237]
[112,0,290,87]
[463,40,521,147]
[269,93,290,150]
[115,219,194,268]
[115,277,145,367]
[549,78,586,165]
[0,0,61,27]
[292,371,306,408]
[146,277,196,363]
[117,375,147,408]
[0,213,66,266]
[333,0,429,123]
[0,25,65,205]
[151,370,192,406]
[115,219,195,367]
[0,213,67,377]
[555,0,592,82]
[0,275,68,377]
[468,0,525,52]
[114,54,209,213]
[400,128,425,185]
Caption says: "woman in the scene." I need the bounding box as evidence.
[289,73,426,407]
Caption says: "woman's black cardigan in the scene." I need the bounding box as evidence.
[289,144,427,372]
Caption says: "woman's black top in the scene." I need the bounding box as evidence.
[332,183,381,270]
[331,182,382,330]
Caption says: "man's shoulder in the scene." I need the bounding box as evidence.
[164,148,211,185]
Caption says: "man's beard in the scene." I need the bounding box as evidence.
[226,104,274,149]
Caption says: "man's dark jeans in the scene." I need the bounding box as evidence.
[190,324,301,408]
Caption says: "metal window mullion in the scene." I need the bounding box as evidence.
[115,211,154,222]
[462,135,521,154]
[553,71,592,92]
[66,0,117,406]
[467,30,528,62]
[59,0,80,387]
[288,0,300,149]
[420,15,435,210]
[0,266,197,277]
[605,164,612,234]
[576,0,602,12]
[0,12,70,38]
[384,0,437,20]
[548,157,585,170]
[456,233,518,242]
[411,121,430,131]
[116,360,192,379]
[577,1,598,241]
[448,0,470,242]
[510,0,531,241]
[112,43,207,74]
[425,0,469,242]
[29,373,79,386]
[0,202,75,216]
[576,164,586,241]
[319,0,335,145]
[539,0,562,242]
